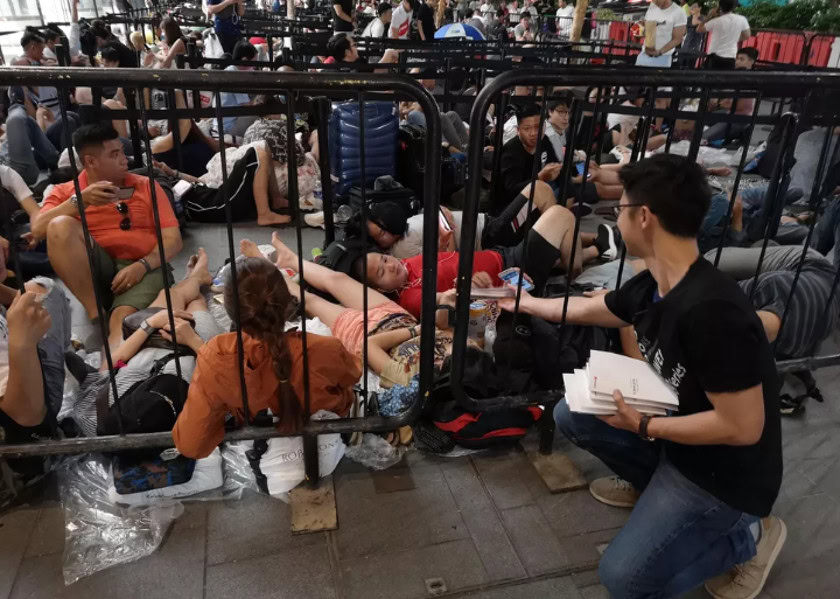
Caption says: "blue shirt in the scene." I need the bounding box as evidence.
[208,0,241,35]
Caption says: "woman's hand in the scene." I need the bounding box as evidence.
[160,317,203,349]
[145,309,194,330]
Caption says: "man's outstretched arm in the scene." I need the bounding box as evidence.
[499,288,629,328]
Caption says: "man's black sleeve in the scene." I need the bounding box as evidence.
[603,270,652,324]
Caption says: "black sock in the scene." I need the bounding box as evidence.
[594,225,610,255]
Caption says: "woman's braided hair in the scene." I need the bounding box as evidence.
[224,257,303,432]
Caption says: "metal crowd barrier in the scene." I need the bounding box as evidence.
[0,66,441,490]
[456,68,840,451]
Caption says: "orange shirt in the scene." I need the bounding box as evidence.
[41,170,178,261]
[173,332,362,459]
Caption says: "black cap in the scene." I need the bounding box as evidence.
[369,201,410,236]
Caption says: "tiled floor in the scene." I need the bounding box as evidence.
[3,221,840,598]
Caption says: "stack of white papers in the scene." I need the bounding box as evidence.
[564,350,679,416]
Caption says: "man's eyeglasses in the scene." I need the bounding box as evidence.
[115,201,131,231]
[613,203,645,218]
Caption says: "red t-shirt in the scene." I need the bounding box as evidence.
[41,170,178,261]
[398,251,504,318]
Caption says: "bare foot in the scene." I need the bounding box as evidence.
[239,239,263,259]
[187,248,213,286]
[271,232,299,270]
[257,212,292,227]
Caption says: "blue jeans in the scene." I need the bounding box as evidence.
[554,401,758,599]
[2,104,59,185]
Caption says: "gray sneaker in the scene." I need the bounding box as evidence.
[704,516,787,599]
[588,476,640,508]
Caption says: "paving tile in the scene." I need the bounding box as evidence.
[10,504,205,599]
[579,585,609,599]
[471,449,542,511]
[205,543,335,599]
[333,458,468,560]
[556,528,621,571]
[463,576,582,598]
[571,569,600,589]
[499,505,570,576]
[537,488,630,538]
[206,490,325,566]
[440,458,526,582]
[24,506,65,558]
[0,507,38,599]
[339,539,488,599]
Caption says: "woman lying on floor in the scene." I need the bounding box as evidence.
[67,248,223,437]
[238,233,460,389]
[172,255,361,459]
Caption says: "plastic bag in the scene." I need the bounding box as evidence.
[59,455,183,585]
[221,410,346,498]
[344,434,405,470]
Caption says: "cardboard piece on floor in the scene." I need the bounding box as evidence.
[527,450,588,493]
[290,475,338,534]
[370,455,416,494]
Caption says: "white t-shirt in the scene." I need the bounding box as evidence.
[390,4,413,39]
[556,5,574,37]
[507,3,521,23]
[643,2,687,56]
[0,166,34,203]
[363,17,387,38]
[705,13,750,59]
[479,2,493,17]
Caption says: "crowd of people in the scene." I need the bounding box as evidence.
[1,1,838,598]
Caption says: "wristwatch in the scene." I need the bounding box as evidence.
[140,320,158,336]
[69,194,79,208]
[639,414,657,442]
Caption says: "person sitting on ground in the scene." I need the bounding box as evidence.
[89,20,138,68]
[150,90,221,178]
[463,8,487,37]
[513,13,534,41]
[0,87,65,186]
[0,259,70,479]
[212,40,258,138]
[129,30,157,68]
[239,234,455,388]
[703,47,759,145]
[31,123,183,352]
[356,199,614,319]
[172,255,362,459]
[323,32,401,66]
[362,2,393,38]
[67,249,222,437]
[155,16,189,69]
[495,104,598,216]
[498,153,784,599]
[404,68,470,154]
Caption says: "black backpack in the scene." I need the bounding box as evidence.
[97,354,189,437]
[315,237,371,277]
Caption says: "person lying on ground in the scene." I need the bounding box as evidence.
[239,233,459,387]
[66,249,223,437]
[497,153,784,599]
[172,255,362,459]
[355,200,615,319]
[31,123,183,352]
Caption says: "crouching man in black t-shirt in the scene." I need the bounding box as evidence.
[498,154,784,599]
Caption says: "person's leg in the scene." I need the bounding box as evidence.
[482,181,556,248]
[406,110,427,129]
[440,114,463,151]
[282,275,346,329]
[4,105,44,185]
[533,204,585,277]
[241,234,393,311]
[26,278,71,416]
[45,111,80,152]
[703,121,730,143]
[251,145,292,226]
[444,111,469,150]
[45,216,113,320]
[810,196,840,263]
[102,99,129,139]
[598,457,757,599]
[554,399,661,490]
[147,248,212,311]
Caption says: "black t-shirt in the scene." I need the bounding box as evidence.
[334,0,354,31]
[604,258,782,517]
[417,3,436,40]
[493,134,559,216]
[105,39,139,68]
